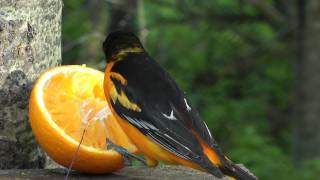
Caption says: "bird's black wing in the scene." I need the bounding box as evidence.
[109,53,223,176]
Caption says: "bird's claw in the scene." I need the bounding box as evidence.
[106,139,147,166]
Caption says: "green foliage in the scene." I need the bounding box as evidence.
[230,128,298,180]
[63,0,91,40]
[299,159,320,180]
[62,1,315,179]
[144,1,297,179]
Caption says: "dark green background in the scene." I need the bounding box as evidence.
[61,1,320,179]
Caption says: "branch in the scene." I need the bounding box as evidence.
[62,33,104,53]
[244,0,287,26]
[148,14,267,28]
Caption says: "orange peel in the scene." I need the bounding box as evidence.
[29,65,137,173]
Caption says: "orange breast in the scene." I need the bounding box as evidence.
[104,63,207,172]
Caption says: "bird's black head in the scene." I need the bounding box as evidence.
[103,31,144,62]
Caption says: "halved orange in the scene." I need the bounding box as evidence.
[29,65,137,173]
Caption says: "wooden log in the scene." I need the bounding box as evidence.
[0,165,225,180]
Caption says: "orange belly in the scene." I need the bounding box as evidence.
[112,110,206,172]
[103,65,205,171]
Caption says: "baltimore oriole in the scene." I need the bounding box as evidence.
[103,31,257,180]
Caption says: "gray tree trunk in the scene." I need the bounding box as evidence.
[0,0,62,169]
[294,0,320,162]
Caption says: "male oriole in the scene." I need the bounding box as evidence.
[103,31,257,180]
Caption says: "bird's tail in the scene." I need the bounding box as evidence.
[195,133,257,179]
[220,158,258,180]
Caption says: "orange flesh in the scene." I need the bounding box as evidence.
[43,71,110,149]
[42,69,135,151]
[29,65,137,173]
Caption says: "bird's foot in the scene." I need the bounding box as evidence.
[106,139,147,166]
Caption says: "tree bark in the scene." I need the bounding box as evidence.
[294,0,320,163]
[0,0,62,169]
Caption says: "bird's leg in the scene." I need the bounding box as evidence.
[106,139,147,166]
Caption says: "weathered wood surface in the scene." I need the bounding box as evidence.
[0,166,224,180]
[0,0,62,168]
